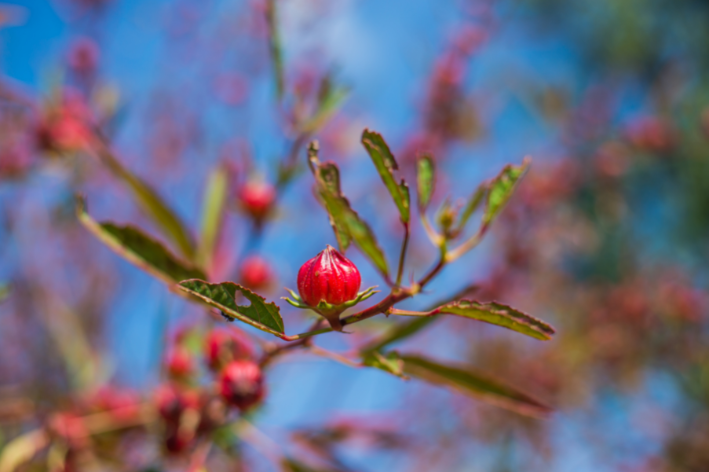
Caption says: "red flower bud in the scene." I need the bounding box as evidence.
[239,255,273,290]
[218,360,264,411]
[154,384,199,423]
[297,245,361,308]
[166,347,194,379]
[238,180,275,222]
[204,328,253,371]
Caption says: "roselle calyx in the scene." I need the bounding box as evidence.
[283,245,377,331]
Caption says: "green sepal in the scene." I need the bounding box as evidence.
[282,286,378,331]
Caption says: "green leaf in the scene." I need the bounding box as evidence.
[361,129,410,223]
[177,280,285,336]
[416,154,435,210]
[483,157,530,226]
[316,162,352,252]
[0,283,10,303]
[265,0,284,101]
[399,354,551,417]
[457,182,488,230]
[435,300,555,341]
[310,146,389,277]
[196,164,229,270]
[300,77,350,134]
[95,145,195,260]
[362,350,408,379]
[76,196,205,285]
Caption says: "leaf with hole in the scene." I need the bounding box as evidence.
[177,280,285,337]
[361,129,410,223]
[76,196,205,285]
[400,354,551,417]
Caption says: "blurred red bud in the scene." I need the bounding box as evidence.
[239,255,273,290]
[219,360,265,411]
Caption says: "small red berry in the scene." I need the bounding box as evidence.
[218,360,264,411]
[238,180,276,222]
[297,245,361,308]
[239,255,273,290]
[204,328,253,371]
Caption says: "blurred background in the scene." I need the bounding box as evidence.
[1,0,709,470]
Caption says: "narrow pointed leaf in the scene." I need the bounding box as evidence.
[196,164,229,270]
[316,162,351,252]
[300,79,350,134]
[416,154,435,210]
[265,0,284,101]
[77,197,205,285]
[361,129,410,223]
[310,148,389,277]
[94,144,195,259]
[362,351,408,379]
[436,300,555,341]
[177,280,285,336]
[400,354,551,417]
[457,182,488,230]
[483,157,531,226]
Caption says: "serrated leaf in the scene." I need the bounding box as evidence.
[417,154,435,210]
[76,197,205,285]
[94,144,196,260]
[196,164,229,270]
[310,149,389,277]
[362,351,408,379]
[483,158,530,226]
[177,280,285,336]
[399,355,551,417]
[316,162,351,252]
[361,129,410,223]
[435,300,555,341]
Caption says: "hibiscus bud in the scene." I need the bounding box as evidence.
[297,245,361,307]
[238,180,276,223]
[166,347,194,380]
[219,360,264,411]
[239,255,273,290]
[297,245,361,330]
